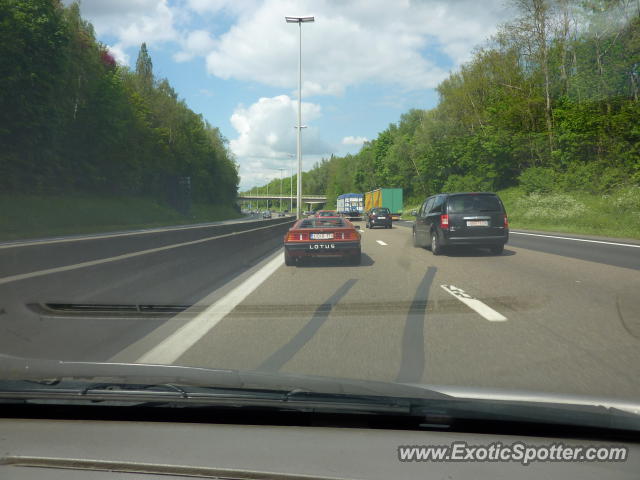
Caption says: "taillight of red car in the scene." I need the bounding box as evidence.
[440,214,449,229]
[340,229,359,240]
[285,231,309,242]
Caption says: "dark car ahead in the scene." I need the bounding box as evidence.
[412,192,508,255]
[344,208,362,221]
[365,207,392,229]
[315,210,340,217]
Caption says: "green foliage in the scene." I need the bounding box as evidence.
[611,186,640,212]
[0,193,239,241]
[500,186,640,239]
[515,193,587,220]
[518,167,557,193]
[0,0,238,211]
[441,174,494,193]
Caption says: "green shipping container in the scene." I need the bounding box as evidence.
[381,188,403,215]
[365,188,403,216]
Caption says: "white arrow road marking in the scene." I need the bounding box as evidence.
[440,285,507,322]
[376,240,388,246]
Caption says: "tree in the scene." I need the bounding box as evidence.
[135,42,153,94]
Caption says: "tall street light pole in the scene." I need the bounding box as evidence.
[287,153,295,213]
[278,168,285,211]
[285,15,314,219]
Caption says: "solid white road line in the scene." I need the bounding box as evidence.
[0,221,290,286]
[136,252,284,364]
[376,240,388,246]
[440,285,507,322]
[511,231,640,248]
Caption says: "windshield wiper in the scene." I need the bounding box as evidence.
[0,380,413,415]
[0,354,447,400]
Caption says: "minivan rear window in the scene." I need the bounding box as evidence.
[448,195,502,213]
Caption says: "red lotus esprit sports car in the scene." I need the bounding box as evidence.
[284,217,361,266]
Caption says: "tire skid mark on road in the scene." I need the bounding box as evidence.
[257,279,358,372]
[396,267,437,383]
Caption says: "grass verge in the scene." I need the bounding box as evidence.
[0,194,241,242]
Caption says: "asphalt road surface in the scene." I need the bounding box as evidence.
[1,218,639,401]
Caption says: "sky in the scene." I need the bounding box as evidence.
[66,0,516,191]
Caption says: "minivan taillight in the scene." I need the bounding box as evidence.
[504,214,509,228]
[440,214,449,229]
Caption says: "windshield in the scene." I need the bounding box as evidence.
[448,195,503,214]
[299,218,346,228]
[1,0,639,436]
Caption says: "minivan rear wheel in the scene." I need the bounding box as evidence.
[412,227,421,247]
[431,231,442,256]
[490,244,504,255]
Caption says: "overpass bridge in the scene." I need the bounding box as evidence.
[238,194,327,209]
[238,194,327,202]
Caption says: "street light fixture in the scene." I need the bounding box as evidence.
[285,15,314,219]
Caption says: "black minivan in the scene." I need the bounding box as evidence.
[412,192,509,255]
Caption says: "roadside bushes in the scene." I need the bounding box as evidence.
[611,186,640,219]
[519,164,632,195]
[518,167,557,194]
[515,193,587,220]
[441,174,494,193]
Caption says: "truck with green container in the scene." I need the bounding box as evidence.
[364,188,403,220]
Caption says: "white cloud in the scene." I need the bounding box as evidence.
[229,95,332,189]
[67,0,513,88]
[174,29,216,62]
[202,0,514,96]
[341,136,368,146]
[230,94,328,158]
[186,0,260,16]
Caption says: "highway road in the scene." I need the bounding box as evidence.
[0,217,638,401]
